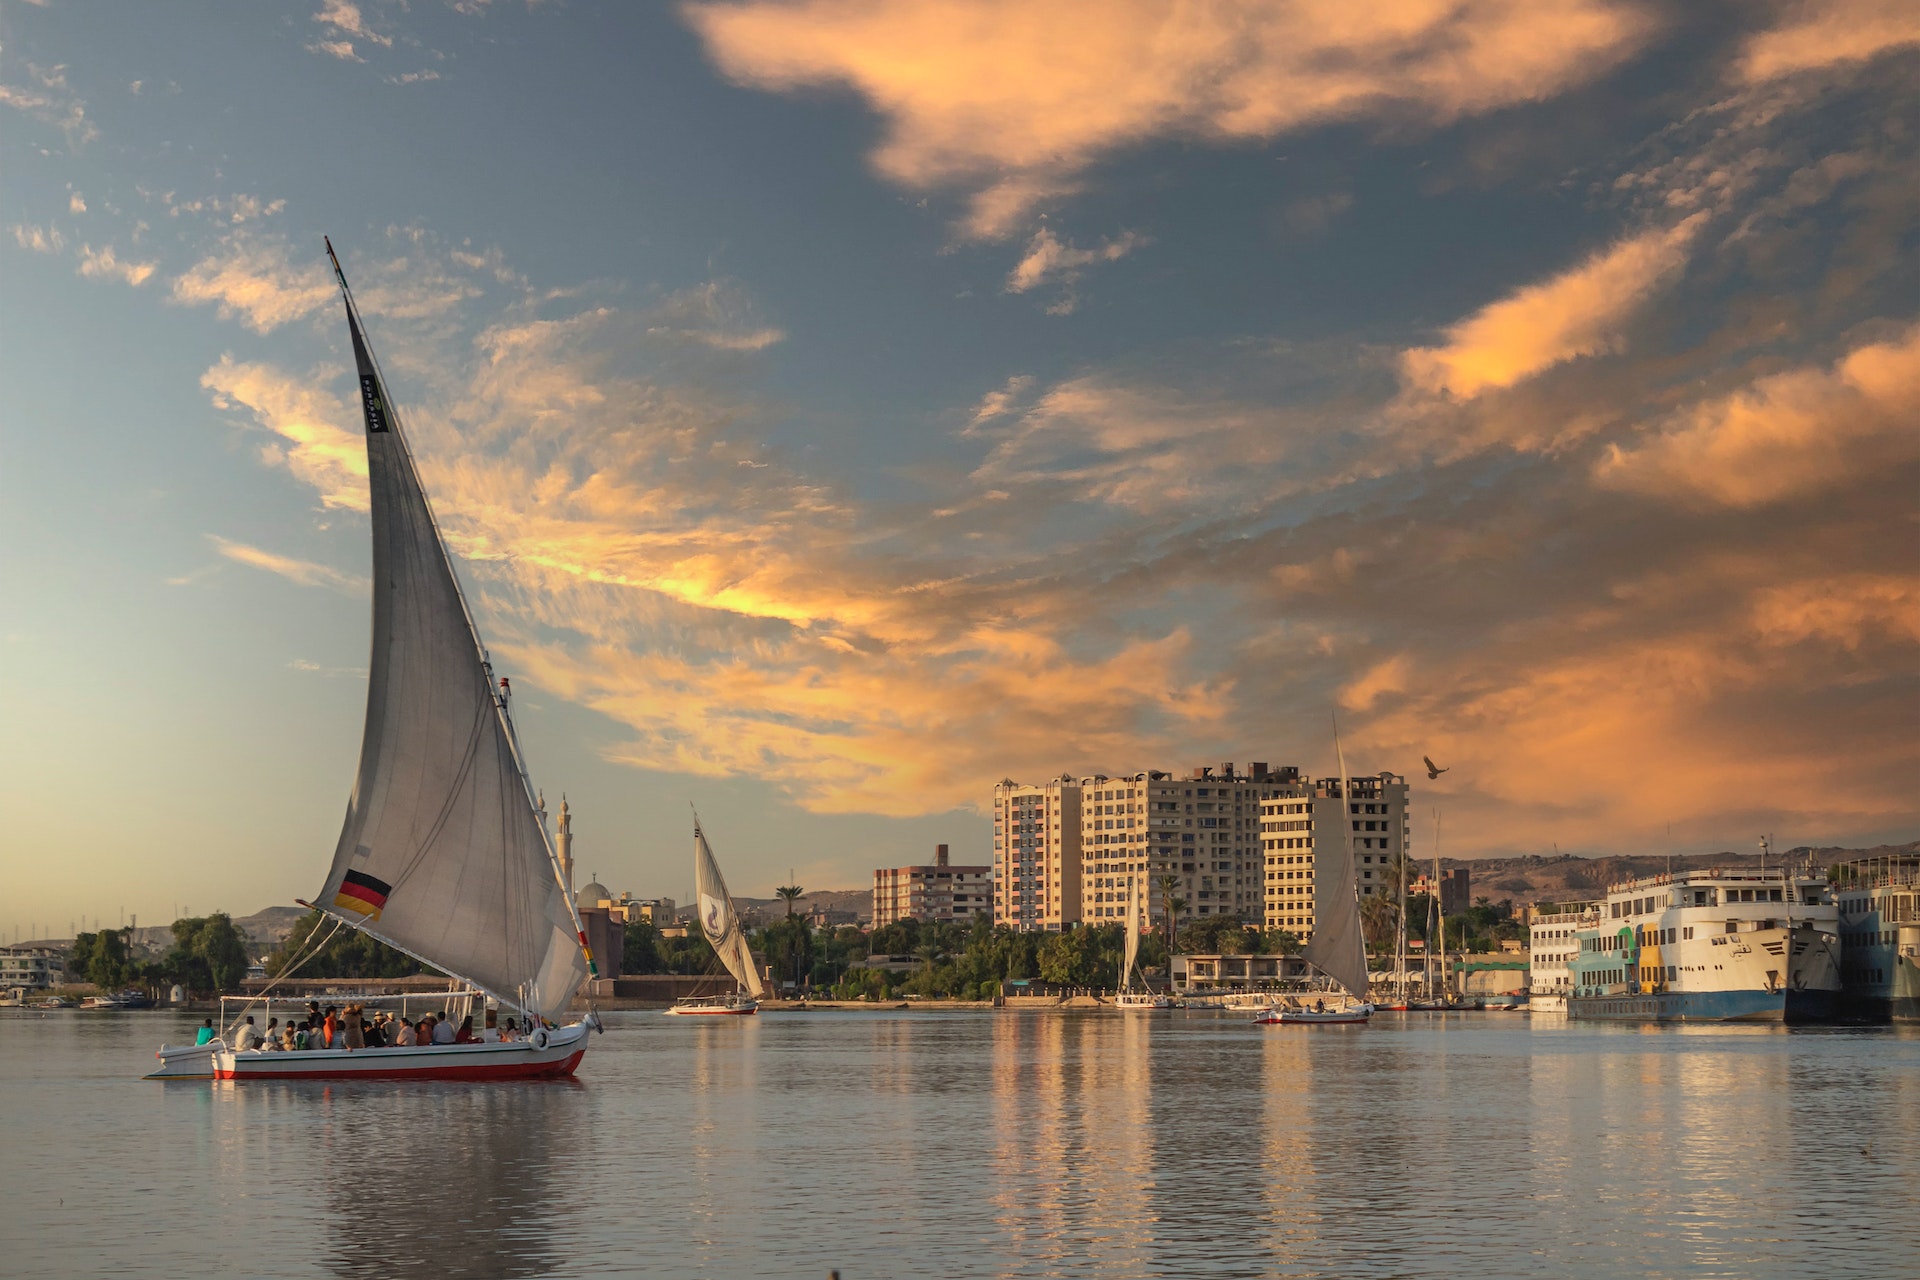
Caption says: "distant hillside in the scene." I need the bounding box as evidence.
[1447,842,1920,906]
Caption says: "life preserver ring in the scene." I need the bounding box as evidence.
[531,1028,549,1050]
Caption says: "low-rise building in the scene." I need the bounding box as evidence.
[0,947,63,993]
[872,845,994,928]
[1171,952,1312,993]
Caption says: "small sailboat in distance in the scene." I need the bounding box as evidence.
[1257,715,1375,1026]
[156,239,602,1081]
[1115,883,1173,1009]
[664,817,765,1015]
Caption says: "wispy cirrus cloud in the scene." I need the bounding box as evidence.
[171,233,335,333]
[12,223,64,254]
[686,0,1658,239]
[1400,214,1705,401]
[201,356,368,511]
[1735,0,1920,83]
[207,535,369,595]
[1004,228,1144,311]
[75,243,156,287]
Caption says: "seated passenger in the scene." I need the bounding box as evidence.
[195,1018,216,1046]
[431,1015,457,1045]
[363,1016,386,1049]
[391,1018,417,1047]
[233,1017,262,1051]
[281,1024,298,1051]
[453,1015,478,1044]
[501,1018,520,1042]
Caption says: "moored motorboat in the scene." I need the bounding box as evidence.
[1255,1000,1375,1025]
[665,993,760,1016]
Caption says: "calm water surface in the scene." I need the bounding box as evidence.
[1,1008,1914,1278]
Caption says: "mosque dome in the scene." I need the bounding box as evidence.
[576,879,613,909]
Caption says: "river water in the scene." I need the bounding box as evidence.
[1,1007,1913,1278]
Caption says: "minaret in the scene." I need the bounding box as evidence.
[557,795,574,898]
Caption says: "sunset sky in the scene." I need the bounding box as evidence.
[2,1,1915,939]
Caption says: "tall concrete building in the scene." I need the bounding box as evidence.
[872,844,994,928]
[993,776,1084,932]
[1082,763,1284,934]
[998,762,1307,934]
[1259,771,1410,940]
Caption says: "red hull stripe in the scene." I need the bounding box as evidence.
[214,1050,584,1081]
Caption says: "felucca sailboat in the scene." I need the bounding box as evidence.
[1257,719,1375,1026]
[1114,885,1172,1009]
[159,240,603,1081]
[664,819,765,1014]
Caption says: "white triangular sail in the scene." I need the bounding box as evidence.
[1303,719,1370,1000]
[694,821,766,1000]
[315,246,588,1023]
[1121,886,1141,994]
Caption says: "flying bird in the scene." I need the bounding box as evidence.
[1423,756,1449,780]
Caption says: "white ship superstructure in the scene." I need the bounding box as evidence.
[1528,904,1597,1014]
[1568,868,1839,1022]
[1836,855,1919,1023]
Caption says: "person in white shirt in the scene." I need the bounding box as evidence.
[232,1017,262,1051]
[431,1015,456,1045]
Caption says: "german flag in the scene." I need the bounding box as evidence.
[334,870,393,920]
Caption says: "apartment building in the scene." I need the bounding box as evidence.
[872,844,995,928]
[993,776,1084,932]
[1259,771,1410,941]
[0,947,63,993]
[1081,762,1284,933]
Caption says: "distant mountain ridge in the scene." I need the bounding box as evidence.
[1444,842,1919,906]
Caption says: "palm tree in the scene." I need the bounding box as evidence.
[776,883,803,917]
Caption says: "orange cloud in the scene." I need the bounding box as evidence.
[207,535,369,595]
[1736,0,1920,83]
[201,355,369,510]
[1400,214,1703,401]
[1596,323,1920,507]
[686,0,1656,238]
[172,233,335,333]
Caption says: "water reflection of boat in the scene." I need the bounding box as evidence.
[155,240,600,1082]
[665,819,764,1016]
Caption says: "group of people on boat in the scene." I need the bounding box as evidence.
[214,1004,526,1052]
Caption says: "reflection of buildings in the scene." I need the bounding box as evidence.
[872,844,993,927]
[1259,771,1410,940]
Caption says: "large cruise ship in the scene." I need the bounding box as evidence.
[1568,867,1840,1022]
[1835,855,1919,1023]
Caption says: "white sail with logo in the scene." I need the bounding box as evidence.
[694,821,767,1000]
[1303,723,1370,1000]
[314,242,590,1023]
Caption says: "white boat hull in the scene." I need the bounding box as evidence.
[155,1022,595,1081]
[1114,993,1174,1009]
[1255,1002,1374,1025]
[663,995,759,1016]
